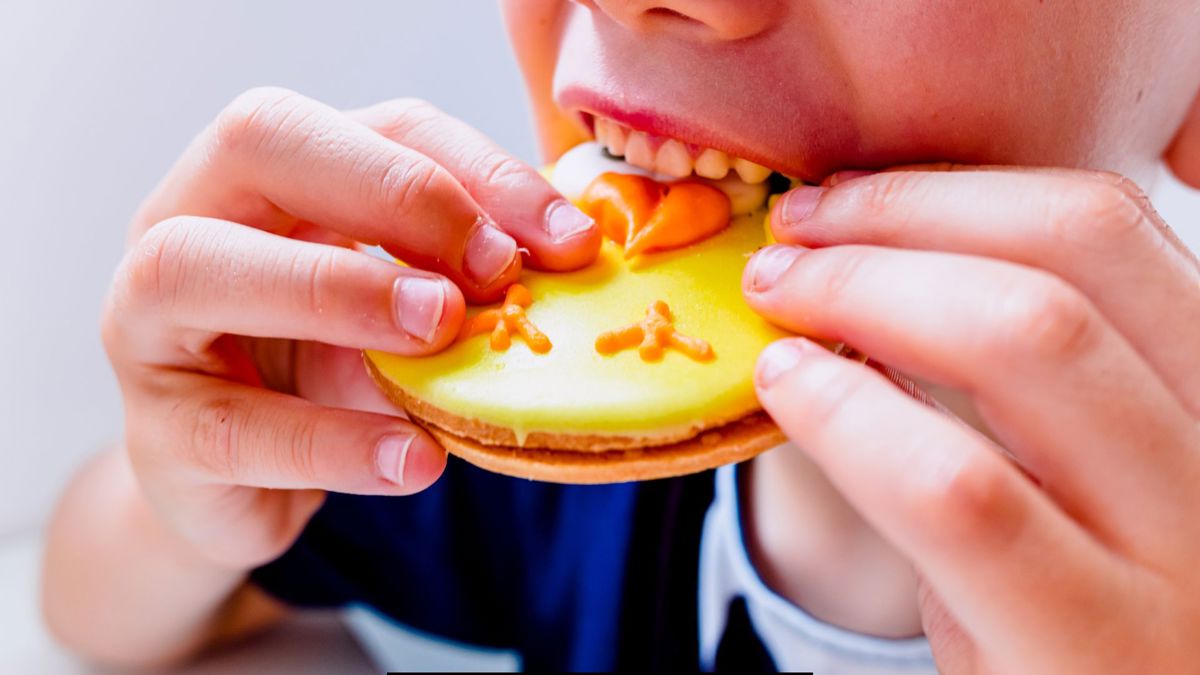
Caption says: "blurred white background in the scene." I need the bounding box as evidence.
[0,0,537,539]
[1,0,1199,672]
[0,1,528,671]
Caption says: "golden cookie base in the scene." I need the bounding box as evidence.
[424,412,782,484]
[365,353,783,484]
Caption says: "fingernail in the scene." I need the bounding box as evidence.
[464,220,518,287]
[394,277,446,343]
[376,433,416,486]
[779,185,827,224]
[545,200,595,243]
[756,340,818,390]
[746,245,805,292]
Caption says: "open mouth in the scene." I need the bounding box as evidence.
[550,111,791,217]
[580,111,776,183]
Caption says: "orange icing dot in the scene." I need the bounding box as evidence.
[579,173,731,258]
[458,284,552,353]
[595,300,714,362]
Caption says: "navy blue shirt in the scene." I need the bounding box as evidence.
[251,457,775,671]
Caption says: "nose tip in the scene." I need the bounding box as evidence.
[591,0,779,42]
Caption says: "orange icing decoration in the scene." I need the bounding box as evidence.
[458,284,552,353]
[595,300,715,362]
[579,173,731,258]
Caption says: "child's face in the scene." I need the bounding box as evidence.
[504,1,1200,183]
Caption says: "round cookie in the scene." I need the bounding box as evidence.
[365,161,790,484]
[365,354,785,483]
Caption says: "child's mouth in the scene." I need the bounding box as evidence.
[581,112,775,184]
[551,111,791,217]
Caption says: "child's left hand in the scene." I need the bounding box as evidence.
[743,167,1200,672]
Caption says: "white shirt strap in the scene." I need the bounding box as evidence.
[698,462,937,674]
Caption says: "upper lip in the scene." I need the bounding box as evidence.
[556,84,794,176]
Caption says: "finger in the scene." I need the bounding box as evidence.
[754,338,1137,663]
[289,220,358,249]
[105,216,466,369]
[350,98,601,271]
[131,372,446,495]
[772,168,1200,410]
[744,244,1200,556]
[136,87,520,302]
[292,341,408,416]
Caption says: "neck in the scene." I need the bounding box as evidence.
[742,444,924,638]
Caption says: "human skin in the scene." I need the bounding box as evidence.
[43,0,1200,671]
[505,1,1200,671]
[41,94,602,666]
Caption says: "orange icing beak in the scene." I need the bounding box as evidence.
[578,173,732,258]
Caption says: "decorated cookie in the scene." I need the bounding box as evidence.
[365,142,790,483]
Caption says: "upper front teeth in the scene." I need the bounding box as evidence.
[550,141,769,216]
[655,139,691,178]
[604,120,627,156]
[694,148,729,179]
[623,128,655,169]
[732,157,772,183]
[593,116,772,184]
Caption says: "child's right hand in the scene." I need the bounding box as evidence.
[101,87,600,571]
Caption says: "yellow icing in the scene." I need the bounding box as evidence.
[765,193,781,244]
[366,208,787,442]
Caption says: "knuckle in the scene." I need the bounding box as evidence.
[849,171,925,219]
[377,154,453,222]
[190,396,247,480]
[288,249,383,337]
[114,217,197,312]
[280,410,321,485]
[213,86,307,157]
[393,96,440,116]
[787,357,872,431]
[288,244,339,319]
[1088,170,1149,203]
[378,97,440,126]
[363,97,444,143]
[809,246,872,305]
[474,152,536,192]
[991,275,1098,362]
[1057,174,1150,245]
[902,453,1013,539]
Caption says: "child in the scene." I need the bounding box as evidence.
[42,1,1200,671]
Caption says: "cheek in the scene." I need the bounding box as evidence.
[824,2,1109,166]
[502,0,589,158]
[500,0,563,77]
